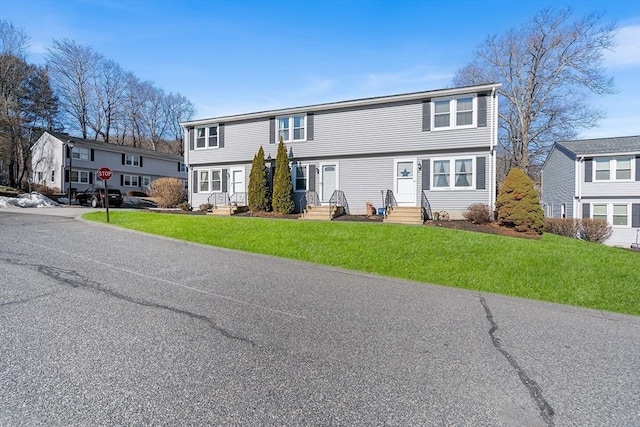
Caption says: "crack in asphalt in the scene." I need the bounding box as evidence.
[480,296,555,426]
[2,257,256,347]
[0,292,52,308]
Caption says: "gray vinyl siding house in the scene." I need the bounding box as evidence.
[31,131,187,195]
[541,135,640,247]
[182,83,501,218]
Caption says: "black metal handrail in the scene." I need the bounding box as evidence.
[329,190,349,215]
[299,190,320,212]
[421,190,432,221]
[207,192,229,209]
[381,189,397,217]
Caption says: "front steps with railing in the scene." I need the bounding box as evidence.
[299,204,344,221]
[208,204,249,216]
[383,206,424,225]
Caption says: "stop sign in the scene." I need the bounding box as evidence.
[97,167,112,180]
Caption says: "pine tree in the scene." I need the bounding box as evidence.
[271,138,294,214]
[248,146,270,212]
[496,168,544,234]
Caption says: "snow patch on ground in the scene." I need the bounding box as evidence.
[0,193,60,208]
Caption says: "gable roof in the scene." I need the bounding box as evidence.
[557,135,640,156]
[44,131,183,162]
[181,83,501,127]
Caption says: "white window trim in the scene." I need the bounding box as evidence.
[125,154,141,167]
[277,114,307,143]
[431,95,477,131]
[593,156,634,182]
[197,168,223,193]
[590,202,632,228]
[123,174,140,187]
[72,147,90,161]
[430,156,476,190]
[71,170,90,184]
[292,163,309,192]
[195,126,218,150]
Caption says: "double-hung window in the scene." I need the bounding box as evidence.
[72,147,90,161]
[125,154,140,166]
[432,157,474,189]
[71,170,90,184]
[198,169,222,192]
[196,126,218,149]
[123,175,139,186]
[432,96,475,129]
[292,164,308,192]
[277,114,306,142]
[594,157,633,181]
[592,203,630,226]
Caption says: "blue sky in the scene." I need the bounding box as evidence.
[3,0,639,139]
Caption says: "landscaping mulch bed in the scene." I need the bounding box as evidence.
[425,220,541,239]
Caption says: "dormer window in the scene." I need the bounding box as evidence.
[196,126,218,149]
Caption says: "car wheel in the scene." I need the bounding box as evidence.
[91,197,99,208]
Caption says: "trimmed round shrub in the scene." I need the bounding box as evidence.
[496,168,544,234]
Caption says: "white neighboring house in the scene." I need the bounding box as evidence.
[181,84,501,221]
[31,131,187,196]
[541,135,640,247]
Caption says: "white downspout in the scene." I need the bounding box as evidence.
[490,87,497,211]
[577,156,583,218]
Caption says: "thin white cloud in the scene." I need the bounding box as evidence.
[605,25,640,68]
[301,77,335,95]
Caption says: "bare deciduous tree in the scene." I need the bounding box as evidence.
[453,8,616,175]
[47,39,100,139]
[0,20,58,188]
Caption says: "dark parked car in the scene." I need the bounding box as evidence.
[76,186,123,208]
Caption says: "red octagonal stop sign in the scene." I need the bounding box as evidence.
[97,167,112,180]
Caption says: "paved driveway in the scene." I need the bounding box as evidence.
[1,211,638,426]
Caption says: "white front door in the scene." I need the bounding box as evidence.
[394,159,417,205]
[320,163,337,203]
[230,168,244,194]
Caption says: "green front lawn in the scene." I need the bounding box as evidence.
[84,211,640,316]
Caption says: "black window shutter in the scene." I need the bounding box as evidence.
[178,162,181,171]
[222,168,228,192]
[189,128,194,151]
[636,157,640,181]
[89,172,93,184]
[477,93,487,127]
[193,170,198,193]
[66,146,70,158]
[584,158,593,182]
[90,149,94,161]
[476,156,486,189]
[421,159,430,190]
[218,124,225,148]
[269,118,275,144]
[422,100,431,132]
[138,176,142,187]
[582,203,590,219]
[121,153,125,165]
[120,175,124,186]
[307,114,314,141]
[632,204,640,227]
[64,169,69,183]
[139,157,143,167]
[308,165,316,190]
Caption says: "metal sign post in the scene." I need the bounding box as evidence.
[97,167,113,223]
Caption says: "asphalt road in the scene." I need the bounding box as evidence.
[1,210,638,426]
